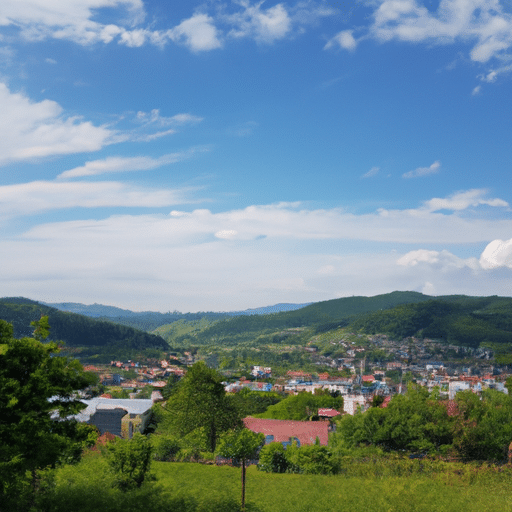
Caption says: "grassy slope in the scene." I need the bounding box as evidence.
[42,455,512,512]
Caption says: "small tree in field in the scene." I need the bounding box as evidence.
[216,428,264,512]
[107,433,153,491]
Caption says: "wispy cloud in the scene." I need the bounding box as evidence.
[0,180,193,218]
[423,189,509,212]
[361,166,380,179]
[57,148,208,179]
[402,160,440,178]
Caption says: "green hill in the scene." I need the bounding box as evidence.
[348,296,512,348]
[0,297,169,361]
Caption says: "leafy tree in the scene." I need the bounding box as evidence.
[165,361,240,452]
[0,318,97,509]
[337,385,453,455]
[106,433,153,491]
[257,391,343,421]
[216,428,264,512]
[452,389,512,461]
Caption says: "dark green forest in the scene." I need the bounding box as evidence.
[0,298,168,361]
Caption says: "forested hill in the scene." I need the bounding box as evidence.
[167,291,435,346]
[349,295,512,348]
[0,297,168,351]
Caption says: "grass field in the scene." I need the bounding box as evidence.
[37,452,512,512]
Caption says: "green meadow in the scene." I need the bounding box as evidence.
[37,452,512,512]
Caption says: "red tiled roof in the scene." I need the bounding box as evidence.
[317,408,341,418]
[243,417,329,446]
[380,396,392,408]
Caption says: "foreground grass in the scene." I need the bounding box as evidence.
[37,452,512,512]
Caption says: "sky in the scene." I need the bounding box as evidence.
[1,0,512,312]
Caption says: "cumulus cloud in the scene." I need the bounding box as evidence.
[0,0,153,46]
[0,83,114,165]
[226,1,292,43]
[397,249,479,270]
[325,0,512,67]
[167,13,222,52]
[324,29,357,50]
[479,238,512,269]
[402,160,441,178]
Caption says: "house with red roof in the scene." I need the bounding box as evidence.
[243,417,329,446]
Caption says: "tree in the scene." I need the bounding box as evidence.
[0,318,97,509]
[216,428,264,512]
[107,433,153,491]
[165,361,240,452]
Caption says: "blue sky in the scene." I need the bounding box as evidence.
[1,0,512,312]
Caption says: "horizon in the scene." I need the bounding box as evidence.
[2,0,512,312]
[4,288,506,315]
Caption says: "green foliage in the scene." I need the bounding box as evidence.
[337,385,453,454]
[151,435,182,461]
[0,298,168,361]
[164,362,241,452]
[256,391,343,421]
[216,428,264,462]
[0,321,97,509]
[257,442,290,473]
[349,296,512,348]
[228,389,284,417]
[216,428,264,511]
[452,389,512,461]
[285,443,339,475]
[107,433,153,491]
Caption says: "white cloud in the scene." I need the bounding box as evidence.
[0,180,192,217]
[135,109,203,127]
[402,160,441,178]
[0,83,114,165]
[472,85,482,95]
[329,0,512,65]
[361,166,380,178]
[58,148,206,179]
[324,29,357,50]
[2,191,512,310]
[227,1,292,43]
[423,188,509,212]
[397,249,479,270]
[0,0,152,46]
[2,189,511,245]
[479,238,512,269]
[167,13,222,52]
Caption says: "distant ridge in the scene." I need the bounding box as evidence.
[44,301,312,318]
[42,301,147,318]
[233,303,312,316]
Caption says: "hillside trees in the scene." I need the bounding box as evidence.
[0,318,97,509]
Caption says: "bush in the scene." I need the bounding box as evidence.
[258,442,289,473]
[106,434,153,491]
[151,435,181,462]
